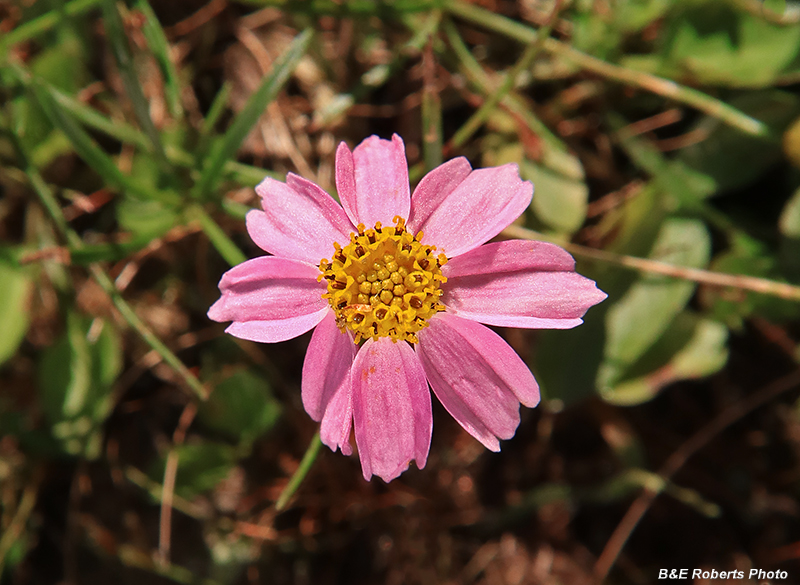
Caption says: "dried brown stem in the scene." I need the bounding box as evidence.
[503,225,800,303]
[593,369,800,583]
[156,402,198,568]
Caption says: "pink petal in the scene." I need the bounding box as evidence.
[408,163,532,258]
[351,338,432,482]
[407,156,472,233]
[320,376,354,456]
[442,240,607,329]
[248,174,354,265]
[225,311,328,343]
[335,135,410,228]
[417,313,540,451]
[207,256,329,342]
[302,312,356,455]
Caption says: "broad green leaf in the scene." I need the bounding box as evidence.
[599,218,710,390]
[11,29,88,158]
[537,187,668,406]
[117,197,180,238]
[194,29,313,200]
[483,137,588,235]
[38,312,122,459]
[0,259,32,366]
[659,4,800,87]
[521,161,588,235]
[198,369,281,447]
[613,0,671,33]
[153,442,237,499]
[779,186,800,284]
[780,186,800,239]
[764,0,787,14]
[536,298,608,406]
[678,91,800,193]
[115,152,182,237]
[602,314,729,405]
[616,126,715,201]
[702,234,800,326]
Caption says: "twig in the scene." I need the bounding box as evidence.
[156,402,197,567]
[445,0,770,137]
[593,368,800,583]
[157,402,198,567]
[502,225,800,303]
[619,109,683,138]
[124,467,207,519]
[448,0,564,150]
[0,476,40,574]
[165,0,228,37]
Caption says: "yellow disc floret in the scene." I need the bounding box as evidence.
[319,216,447,344]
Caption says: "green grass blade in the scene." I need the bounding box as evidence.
[444,0,770,137]
[49,86,150,149]
[201,82,232,138]
[101,0,167,161]
[10,65,159,200]
[420,16,443,171]
[187,205,247,267]
[133,0,184,119]
[0,0,103,53]
[194,28,313,200]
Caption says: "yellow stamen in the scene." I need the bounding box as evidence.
[319,216,447,343]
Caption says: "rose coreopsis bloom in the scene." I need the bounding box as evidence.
[209,134,606,482]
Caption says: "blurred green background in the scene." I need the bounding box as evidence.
[2,0,800,583]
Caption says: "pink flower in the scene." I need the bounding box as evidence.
[209,134,606,482]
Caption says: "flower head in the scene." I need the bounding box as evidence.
[208,134,607,482]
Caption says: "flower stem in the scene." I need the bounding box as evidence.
[275,433,323,511]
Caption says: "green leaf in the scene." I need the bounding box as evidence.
[198,369,281,446]
[602,313,729,405]
[194,28,313,200]
[536,298,608,406]
[156,442,238,499]
[599,218,711,390]
[616,125,716,201]
[613,0,671,33]
[38,312,122,459]
[0,0,103,53]
[702,234,800,325]
[659,4,800,87]
[780,186,800,239]
[521,161,588,235]
[117,196,180,238]
[780,187,800,281]
[14,65,160,200]
[0,258,32,366]
[677,91,800,193]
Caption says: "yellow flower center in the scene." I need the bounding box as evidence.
[319,216,447,344]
